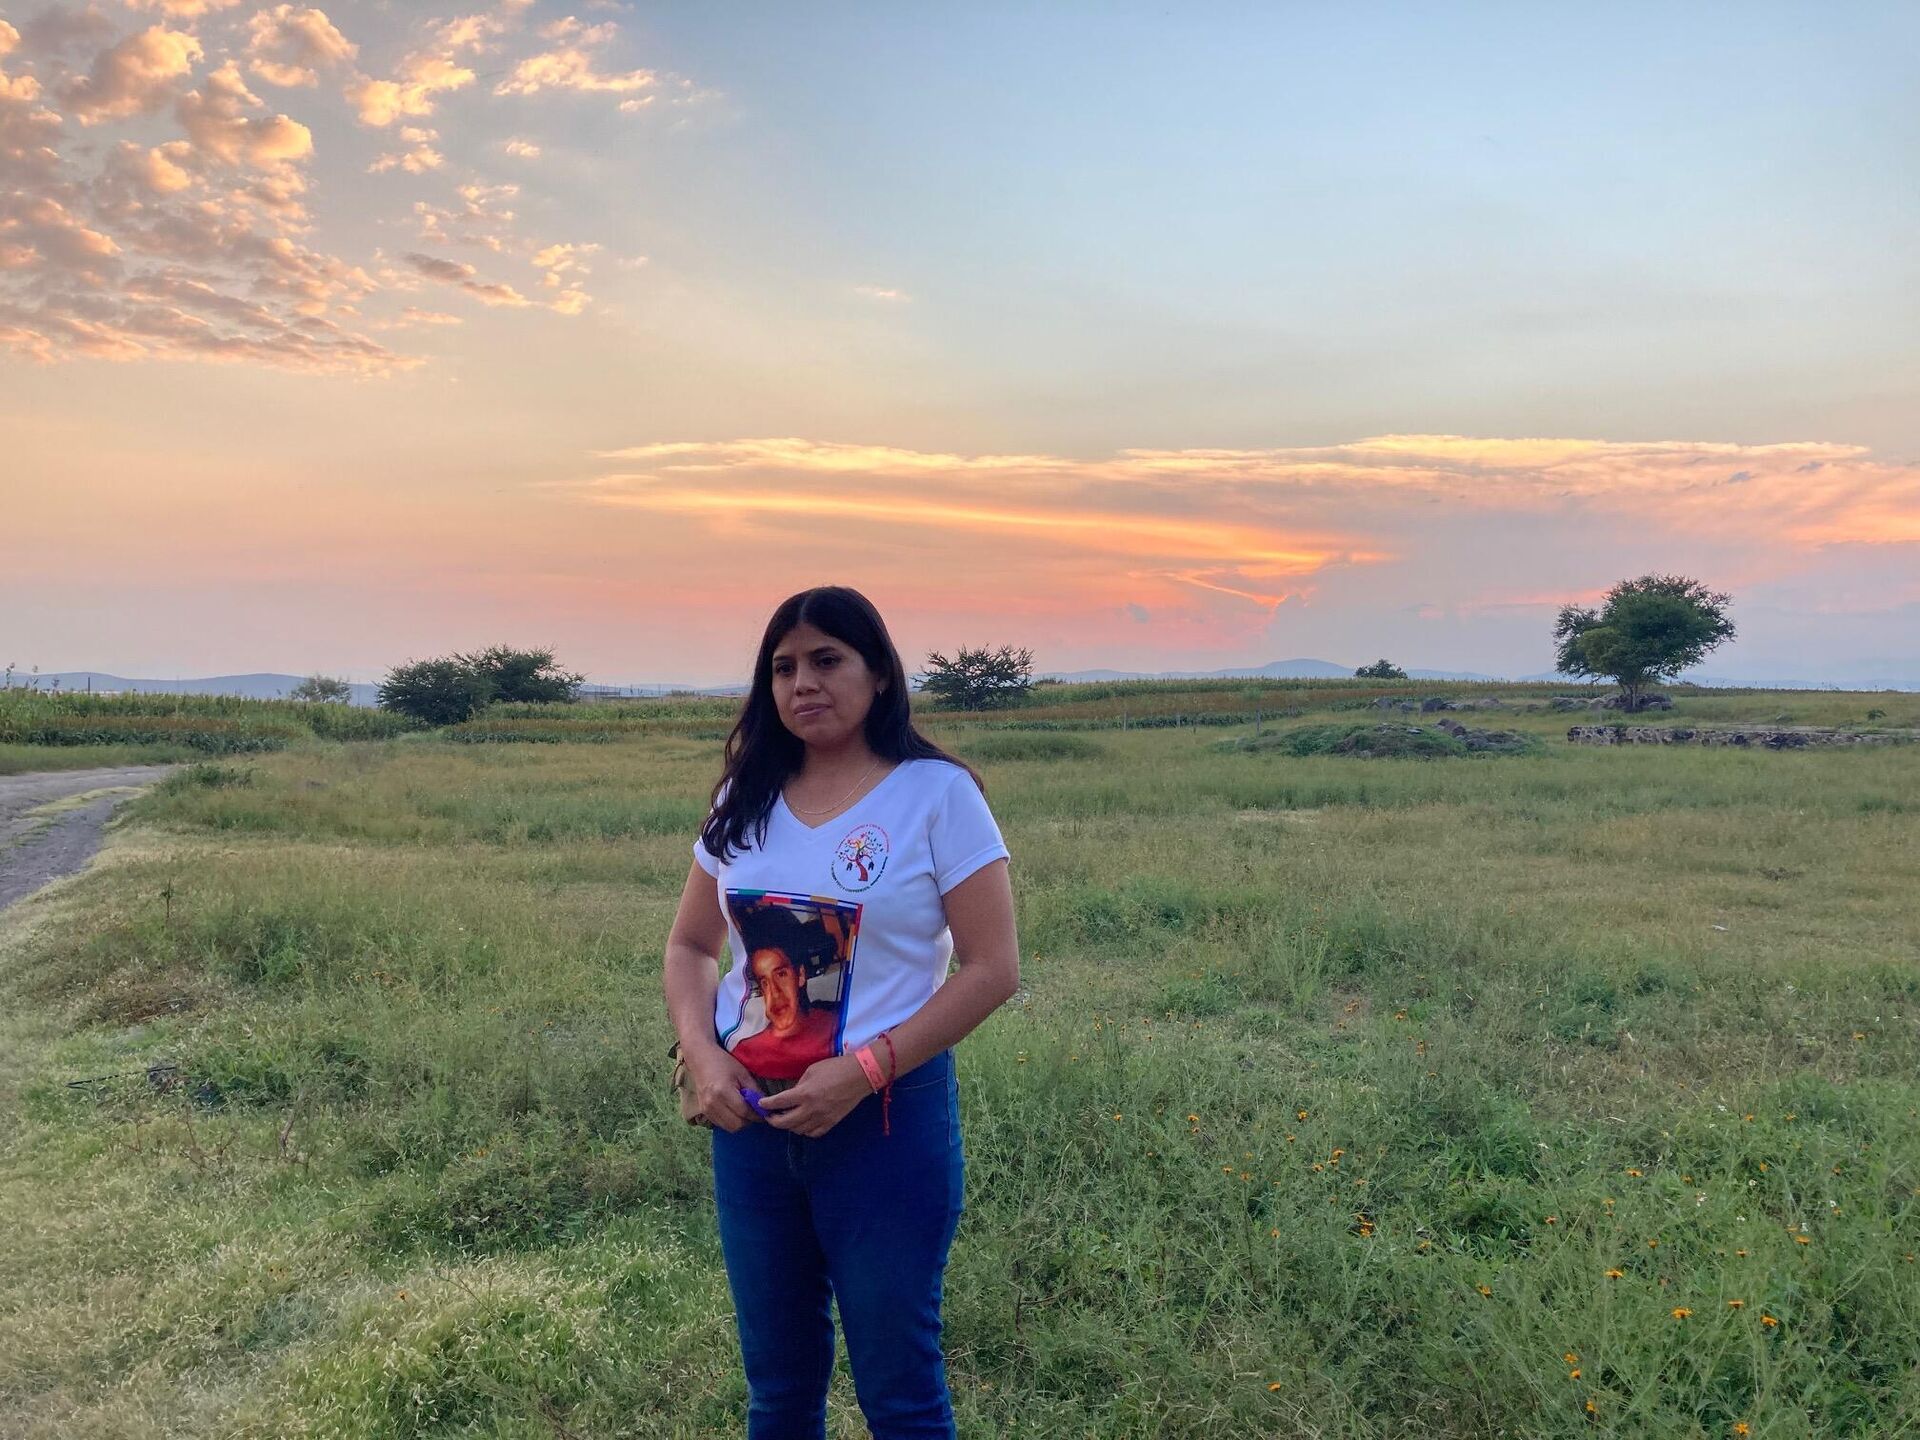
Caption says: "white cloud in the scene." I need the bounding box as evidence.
[0,0,658,374]
[414,181,518,251]
[1,66,63,185]
[62,25,202,124]
[176,61,312,169]
[434,14,505,53]
[369,125,442,173]
[853,284,908,302]
[539,17,618,45]
[109,137,197,193]
[0,192,119,274]
[531,240,596,272]
[0,17,408,375]
[246,5,356,88]
[346,52,474,126]
[495,46,653,97]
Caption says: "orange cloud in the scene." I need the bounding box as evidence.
[560,435,1917,653]
[63,25,202,124]
[246,6,356,88]
[580,479,1346,573]
[587,434,1913,550]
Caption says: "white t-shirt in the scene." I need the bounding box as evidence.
[692,758,1010,1080]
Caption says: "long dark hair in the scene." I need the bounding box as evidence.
[699,586,984,866]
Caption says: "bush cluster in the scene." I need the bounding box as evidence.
[378,647,584,727]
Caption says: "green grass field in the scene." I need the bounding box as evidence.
[0,683,1915,1437]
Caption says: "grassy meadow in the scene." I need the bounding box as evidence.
[1,680,1917,1437]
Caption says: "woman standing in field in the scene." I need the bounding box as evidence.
[663,585,1020,1440]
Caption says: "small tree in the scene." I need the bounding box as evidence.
[454,645,584,705]
[1553,574,1735,711]
[1355,659,1408,680]
[290,673,353,704]
[377,658,496,726]
[919,644,1035,711]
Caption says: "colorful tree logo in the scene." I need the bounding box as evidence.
[832,823,890,892]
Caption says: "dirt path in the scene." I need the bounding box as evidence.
[0,765,178,912]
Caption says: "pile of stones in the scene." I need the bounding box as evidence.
[1566,725,1909,749]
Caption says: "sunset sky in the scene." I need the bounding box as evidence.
[4,2,1916,687]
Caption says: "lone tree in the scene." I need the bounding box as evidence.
[1355,659,1408,680]
[289,673,353,704]
[919,644,1035,711]
[1553,574,1735,711]
[454,645,584,705]
[377,658,497,726]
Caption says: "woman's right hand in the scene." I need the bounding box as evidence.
[683,1041,763,1132]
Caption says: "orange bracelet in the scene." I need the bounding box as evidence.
[852,1044,887,1092]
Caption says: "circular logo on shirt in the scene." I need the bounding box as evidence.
[832,823,890,892]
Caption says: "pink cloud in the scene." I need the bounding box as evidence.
[403,249,530,307]
[246,5,356,88]
[62,25,202,124]
[346,52,473,126]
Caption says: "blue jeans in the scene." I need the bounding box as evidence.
[711,1049,965,1440]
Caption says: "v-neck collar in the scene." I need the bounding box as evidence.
[775,759,911,834]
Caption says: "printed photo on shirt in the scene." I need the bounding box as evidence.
[721,889,864,1079]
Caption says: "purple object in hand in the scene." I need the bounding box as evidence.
[738,1086,772,1120]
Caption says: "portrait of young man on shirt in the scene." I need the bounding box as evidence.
[723,892,860,1080]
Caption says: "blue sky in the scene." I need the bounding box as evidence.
[2,2,1915,684]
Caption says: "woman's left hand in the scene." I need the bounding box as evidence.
[760,1055,874,1137]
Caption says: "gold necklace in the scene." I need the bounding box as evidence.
[784,757,885,816]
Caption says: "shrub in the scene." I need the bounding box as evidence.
[378,659,497,727]
[454,646,584,706]
[289,674,353,704]
[160,762,255,792]
[1355,659,1409,680]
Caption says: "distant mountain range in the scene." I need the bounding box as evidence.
[5,672,715,706]
[10,661,1916,706]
